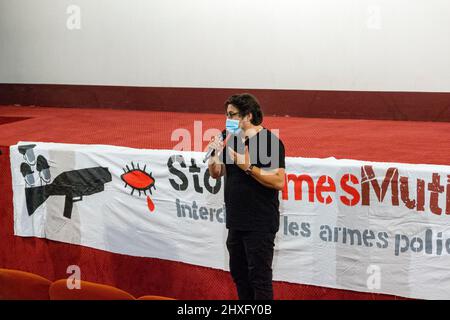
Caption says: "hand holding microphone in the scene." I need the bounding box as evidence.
[203,130,227,163]
[203,120,240,163]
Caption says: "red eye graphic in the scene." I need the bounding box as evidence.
[121,162,156,212]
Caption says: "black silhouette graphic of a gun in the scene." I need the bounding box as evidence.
[25,167,112,219]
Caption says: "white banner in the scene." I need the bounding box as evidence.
[10,142,450,299]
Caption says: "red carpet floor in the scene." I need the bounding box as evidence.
[1,105,449,165]
[1,105,449,299]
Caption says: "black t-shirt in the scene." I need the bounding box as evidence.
[220,128,286,233]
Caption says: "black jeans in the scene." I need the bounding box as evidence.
[226,229,276,300]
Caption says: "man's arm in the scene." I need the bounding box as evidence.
[248,167,285,191]
[206,135,226,179]
[227,146,285,191]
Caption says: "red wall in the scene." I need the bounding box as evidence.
[1,84,449,122]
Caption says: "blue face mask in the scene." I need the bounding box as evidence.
[226,119,241,135]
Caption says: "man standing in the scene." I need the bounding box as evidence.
[208,93,286,300]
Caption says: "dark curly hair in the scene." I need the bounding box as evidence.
[224,93,263,126]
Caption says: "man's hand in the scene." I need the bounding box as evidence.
[206,135,224,158]
[228,146,251,171]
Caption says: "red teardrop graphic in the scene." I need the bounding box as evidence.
[147,196,155,212]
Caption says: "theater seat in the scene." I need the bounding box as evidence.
[0,268,52,300]
[137,295,176,300]
[49,279,135,300]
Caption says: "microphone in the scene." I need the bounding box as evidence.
[203,129,227,163]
